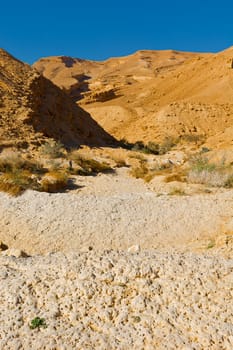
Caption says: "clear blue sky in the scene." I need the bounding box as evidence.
[1,0,232,64]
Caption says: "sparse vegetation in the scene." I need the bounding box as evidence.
[40,140,65,158]
[111,156,128,168]
[128,153,146,161]
[169,187,186,196]
[146,141,160,154]
[164,173,185,183]
[40,171,69,193]
[120,137,176,155]
[206,240,215,249]
[69,152,113,175]
[129,161,149,180]
[200,147,211,153]
[189,154,216,172]
[0,170,38,196]
[0,151,44,174]
[30,317,47,330]
[46,160,62,171]
[187,154,233,187]
[224,174,233,188]
[158,136,177,155]
[180,134,205,144]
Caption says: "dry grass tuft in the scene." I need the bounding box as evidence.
[112,156,128,168]
[169,187,186,196]
[129,161,149,180]
[0,151,43,174]
[187,154,233,187]
[40,140,65,158]
[0,170,37,196]
[40,171,69,193]
[164,173,185,183]
[69,152,113,175]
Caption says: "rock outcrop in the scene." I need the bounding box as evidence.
[0,48,116,150]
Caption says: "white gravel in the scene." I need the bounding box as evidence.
[0,186,233,254]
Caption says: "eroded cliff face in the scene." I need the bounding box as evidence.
[0,48,116,150]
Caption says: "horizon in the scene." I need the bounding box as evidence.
[2,45,232,66]
[1,0,233,64]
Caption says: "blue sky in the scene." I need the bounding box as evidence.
[1,0,232,64]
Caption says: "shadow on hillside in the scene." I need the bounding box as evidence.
[31,76,119,150]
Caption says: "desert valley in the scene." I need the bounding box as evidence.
[0,46,232,349]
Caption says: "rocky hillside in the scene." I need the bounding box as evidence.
[34,48,233,148]
[0,49,115,150]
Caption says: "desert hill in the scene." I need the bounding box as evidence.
[0,48,233,349]
[34,47,233,148]
[34,50,199,102]
[0,48,115,150]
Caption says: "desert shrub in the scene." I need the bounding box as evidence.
[131,141,160,155]
[189,155,216,172]
[164,173,185,183]
[0,151,44,174]
[187,154,233,187]
[0,170,38,196]
[119,138,134,150]
[69,152,113,175]
[169,187,186,196]
[146,142,160,155]
[206,240,215,249]
[0,151,23,172]
[130,161,149,180]
[181,134,205,144]
[40,171,69,193]
[30,317,47,329]
[131,141,146,152]
[47,160,62,171]
[128,153,146,161]
[188,169,229,187]
[144,172,156,183]
[224,175,233,188]
[40,141,65,158]
[121,137,176,155]
[113,157,128,168]
[159,136,177,155]
[200,147,211,153]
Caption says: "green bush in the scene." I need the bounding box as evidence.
[30,317,47,329]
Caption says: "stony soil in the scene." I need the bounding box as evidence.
[0,251,232,350]
[0,169,233,349]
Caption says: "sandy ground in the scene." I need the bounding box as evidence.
[0,169,233,349]
[0,168,233,255]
